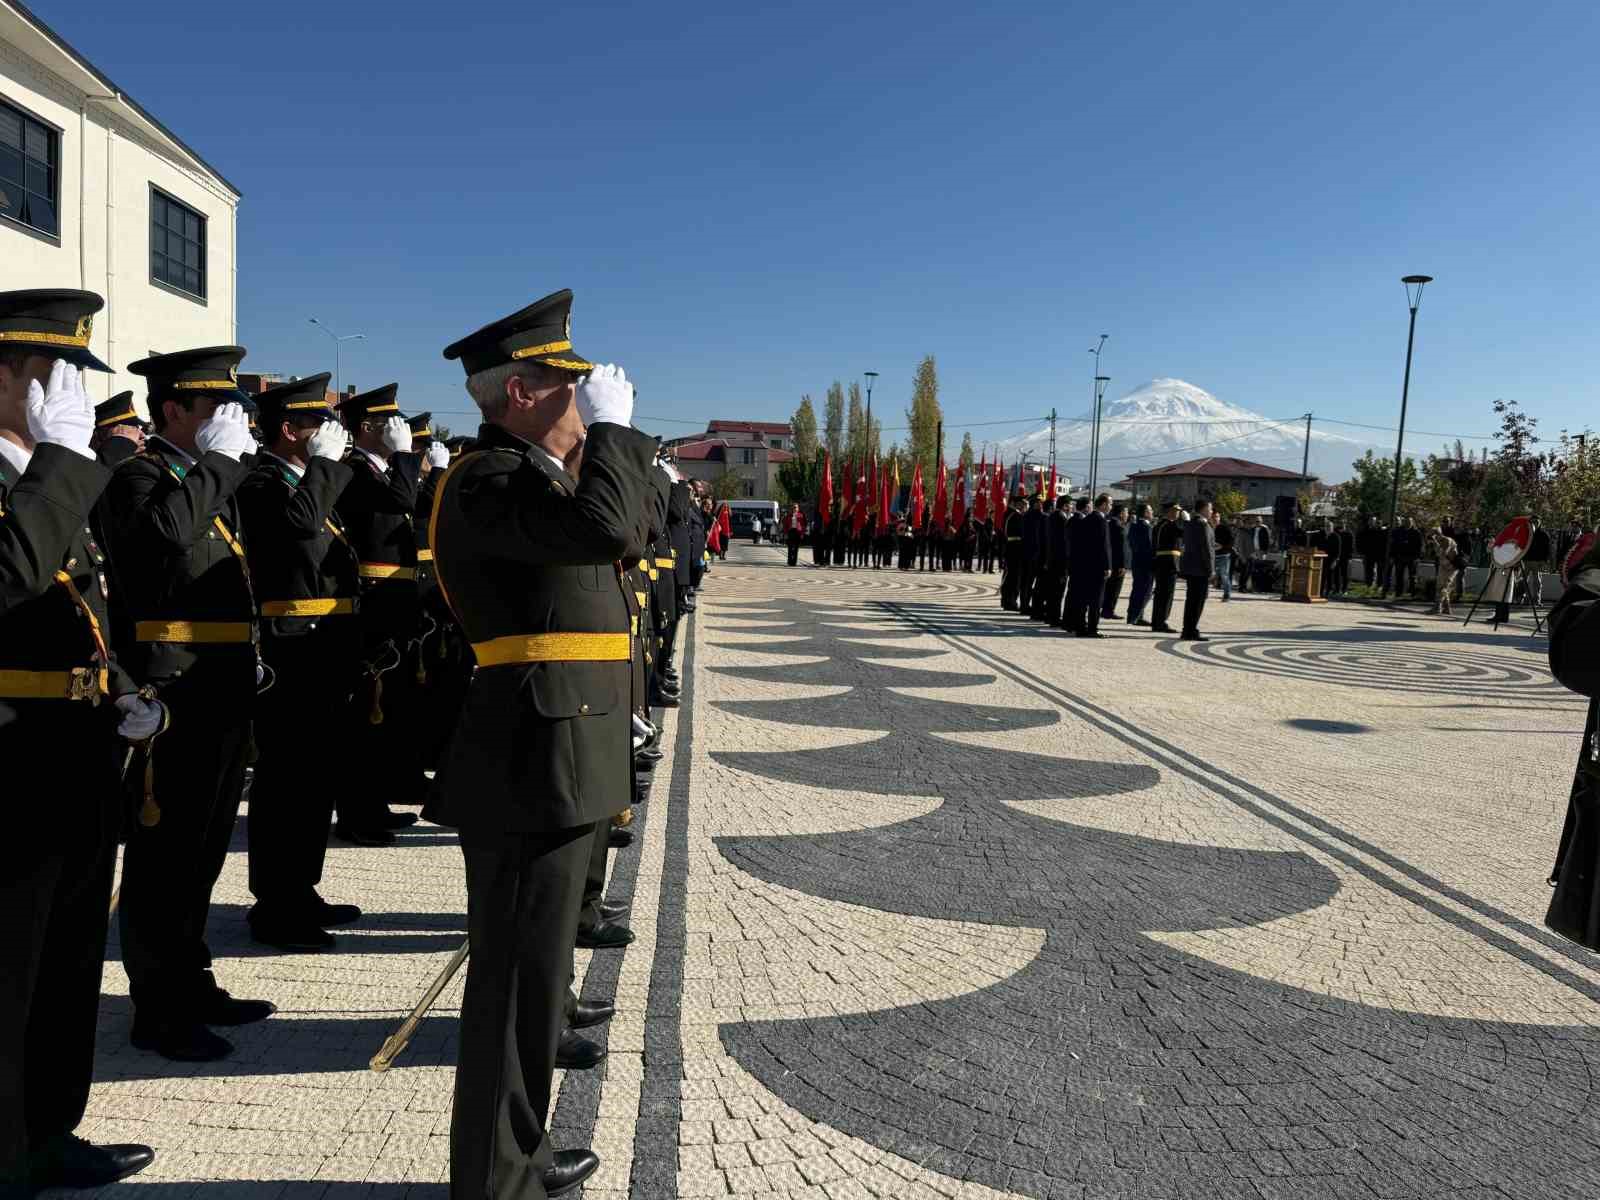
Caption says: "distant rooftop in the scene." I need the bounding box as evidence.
[1125,456,1311,481]
[707,419,792,436]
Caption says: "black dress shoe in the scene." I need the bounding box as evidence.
[333,823,395,846]
[1128,618,1150,626]
[378,809,420,829]
[576,919,636,950]
[199,990,276,1026]
[608,826,634,849]
[31,1135,154,1190]
[1150,624,1177,634]
[555,1031,607,1070]
[570,998,615,1029]
[637,746,664,763]
[651,692,680,709]
[311,897,362,927]
[130,1019,233,1062]
[600,900,630,920]
[1074,631,1105,639]
[1179,632,1209,641]
[248,911,336,952]
[543,1149,600,1197]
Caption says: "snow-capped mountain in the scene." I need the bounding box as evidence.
[989,379,1368,486]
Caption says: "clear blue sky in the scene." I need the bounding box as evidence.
[41,0,1600,461]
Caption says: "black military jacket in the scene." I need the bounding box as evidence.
[424,420,656,832]
[646,473,676,634]
[667,482,693,588]
[1045,507,1069,572]
[95,437,140,470]
[1022,506,1043,562]
[339,448,421,646]
[1154,517,1183,569]
[236,454,360,659]
[103,438,255,693]
[1003,509,1023,560]
[688,500,707,571]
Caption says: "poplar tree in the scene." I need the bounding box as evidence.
[824,381,845,463]
[846,382,866,465]
[906,354,942,479]
[791,395,819,463]
[959,432,975,475]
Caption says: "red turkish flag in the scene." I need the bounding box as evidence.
[909,462,925,529]
[951,465,967,529]
[974,454,989,523]
[1047,464,1057,500]
[991,460,1005,521]
[842,459,855,510]
[816,452,833,528]
[931,458,949,533]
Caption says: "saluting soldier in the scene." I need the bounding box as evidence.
[91,392,147,468]
[408,412,457,774]
[235,373,365,951]
[105,346,272,1063]
[425,289,655,1199]
[0,291,163,1193]
[333,384,423,843]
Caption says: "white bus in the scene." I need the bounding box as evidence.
[723,500,780,540]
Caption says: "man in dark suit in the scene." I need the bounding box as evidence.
[1150,501,1183,633]
[1125,504,1155,625]
[1064,495,1112,637]
[105,346,273,1063]
[1180,500,1217,641]
[0,291,161,1191]
[236,374,364,951]
[1101,503,1129,619]
[428,289,654,1200]
[999,494,1025,611]
[1040,497,1070,625]
[1020,493,1044,616]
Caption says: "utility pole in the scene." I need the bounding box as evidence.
[1301,412,1313,488]
[1048,408,1057,484]
[1089,334,1108,494]
[1383,276,1433,593]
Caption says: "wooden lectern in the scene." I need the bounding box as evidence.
[1283,548,1327,603]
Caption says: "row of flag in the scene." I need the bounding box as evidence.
[813,452,1062,532]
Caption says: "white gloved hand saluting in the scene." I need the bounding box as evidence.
[114,693,167,741]
[426,442,451,470]
[25,360,96,461]
[308,419,350,462]
[381,415,413,454]
[575,363,635,429]
[194,401,255,462]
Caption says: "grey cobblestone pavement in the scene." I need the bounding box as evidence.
[73,543,1599,1199]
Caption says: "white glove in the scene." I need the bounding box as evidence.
[195,401,255,462]
[25,360,95,461]
[115,693,167,741]
[308,420,350,462]
[426,442,451,469]
[575,363,635,428]
[381,415,413,453]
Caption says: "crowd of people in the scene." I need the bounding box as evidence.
[1,286,709,1199]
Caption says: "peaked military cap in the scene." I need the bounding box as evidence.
[442,288,595,376]
[443,434,475,457]
[128,346,248,406]
[338,383,402,426]
[95,391,147,429]
[0,289,111,371]
[407,411,434,444]
[255,373,334,432]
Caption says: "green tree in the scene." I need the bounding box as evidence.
[1213,488,1248,522]
[791,395,818,463]
[845,382,867,465]
[1549,430,1600,530]
[958,432,974,476]
[1335,450,1425,526]
[823,382,845,463]
[776,448,825,509]
[906,355,942,480]
[711,470,746,501]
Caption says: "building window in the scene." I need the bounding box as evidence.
[769,437,783,449]
[0,98,59,237]
[150,187,206,299]
[739,448,754,465]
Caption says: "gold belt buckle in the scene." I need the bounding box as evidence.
[67,666,101,705]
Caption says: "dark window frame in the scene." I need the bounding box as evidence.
[149,185,207,302]
[0,93,63,241]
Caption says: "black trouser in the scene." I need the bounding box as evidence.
[1181,573,1210,635]
[250,635,355,910]
[340,625,423,827]
[1127,567,1153,621]
[1547,700,1598,947]
[120,689,250,1020]
[453,823,591,1200]
[1101,570,1126,617]
[1018,561,1037,613]
[1151,562,1178,628]
[1064,570,1101,634]
[1000,549,1023,609]
[0,709,120,1185]
[577,818,612,934]
[1037,567,1066,624]
[786,533,801,566]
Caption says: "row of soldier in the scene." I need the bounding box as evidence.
[1,286,704,1199]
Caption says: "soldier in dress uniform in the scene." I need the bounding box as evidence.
[0,290,163,1194]
[235,373,365,951]
[425,288,655,1199]
[1149,500,1183,634]
[105,345,273,1063]
[90,392,148,468]
[408,412,457,774]
[999,492,1025,610]
[333,384,423,843]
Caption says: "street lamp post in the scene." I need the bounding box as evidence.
[1381,275,1433,594]
[1089,334,1108,494]
[309,317,367,398]
[1092,375,1111,495]
[863,371,878,459]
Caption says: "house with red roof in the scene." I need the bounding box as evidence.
[1118,457,1315,509]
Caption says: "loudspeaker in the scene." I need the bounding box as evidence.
[1273,495,1298,528]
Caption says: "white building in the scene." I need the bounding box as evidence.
[1,1,239,411]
